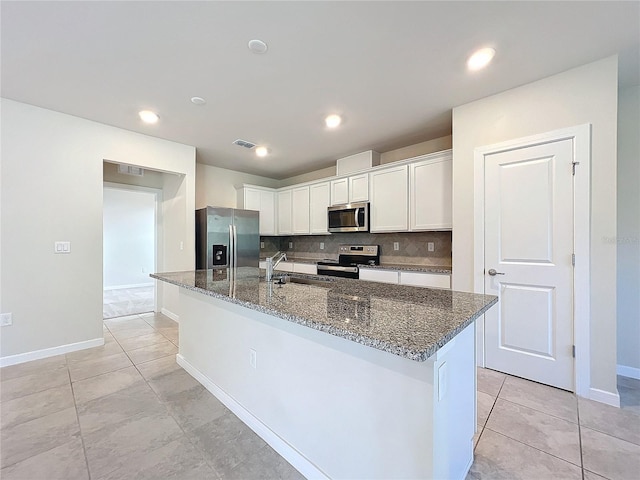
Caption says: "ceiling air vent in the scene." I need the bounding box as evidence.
[232,139,256,149]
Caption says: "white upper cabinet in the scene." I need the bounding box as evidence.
[237,185,276,235]
[330,173,369,205]
[369,165,409,232]
[409,154,452,231]
[330,178,349,205]
[349,174,369,203]
[277,189,293,235]
[292,186,310,234]
[309,182,331,234]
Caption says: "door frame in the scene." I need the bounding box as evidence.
[473,124,591,397]
[103,182,163,313]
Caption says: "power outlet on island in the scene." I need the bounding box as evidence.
[249,349,257,369]
[393,242,399,251]
[0,313,13,327]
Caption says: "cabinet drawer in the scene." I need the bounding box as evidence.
[399,271,451,289]
[293,263,317,275]
[359,268,399,284]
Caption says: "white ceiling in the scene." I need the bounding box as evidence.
[2,1,638,179]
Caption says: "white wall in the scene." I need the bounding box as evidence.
[617,85,640,375]
[452,57,619,395]
[103,187,156,289]
[196,163,280,209]
[0,99,195,360]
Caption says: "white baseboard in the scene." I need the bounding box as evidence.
[588,387,621,408]
[617,364,640,380]
[176,354,328,480]
[161,308,179,323]
[104,282,154,291]
[0,337,105,368]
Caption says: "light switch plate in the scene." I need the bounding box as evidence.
[260,241,265,249]
[54,241,71,254]
[320,242,324,250]
[289,242,293,249]
[428,242,435,252]
[393,242,399,251]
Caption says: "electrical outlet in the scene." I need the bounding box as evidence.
[0,313,12,327]
[180,241,184,251]
[249,349,257,369]
[320,242,324,250]
[260,241,265,249]
[289,242,293,249]
[428,242,435,252]
[393,242,399,251]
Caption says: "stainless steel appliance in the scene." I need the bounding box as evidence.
[195,207,259,269]
[328,202,369,232]
[317,244,380,279]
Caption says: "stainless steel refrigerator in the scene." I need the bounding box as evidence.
[195,207,260,269]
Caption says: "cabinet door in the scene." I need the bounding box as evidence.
[309,182,331,234]
[369,165,409,232]
[349,174,369,202]
[410,157,452,231]
[330,178,349,205]
[277,190,292,235]
[292,186,310,234]
[259,190,276,235]
[243,188,261,211]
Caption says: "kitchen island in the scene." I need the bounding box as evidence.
[152,268,497,479]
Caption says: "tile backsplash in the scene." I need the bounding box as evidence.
[261,231,452,267]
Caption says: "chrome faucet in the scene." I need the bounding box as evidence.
[266,251,287,282]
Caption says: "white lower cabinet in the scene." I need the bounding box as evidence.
[399,271,451,289]
[360,267,451,289]
[359,268,400,284]
[293,263,317,275]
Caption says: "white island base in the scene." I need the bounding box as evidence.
[176,288,477,480]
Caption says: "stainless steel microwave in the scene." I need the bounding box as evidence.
[328,202,369,233]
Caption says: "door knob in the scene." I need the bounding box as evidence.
[487,268,505,276]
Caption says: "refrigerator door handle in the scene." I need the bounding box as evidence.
[228,224,234,268]
[233,225,238,268]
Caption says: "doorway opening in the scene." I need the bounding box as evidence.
[103,183,161,318]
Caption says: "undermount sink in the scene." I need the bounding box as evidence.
[273,275,334,287]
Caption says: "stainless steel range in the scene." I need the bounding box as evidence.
[316,244,380,279]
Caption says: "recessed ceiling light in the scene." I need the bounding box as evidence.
[248,39,268,54]
[467,47,496,71]
[255,146,268,157]
[138,110,159,124]
[325,114,342,129]
[190,97,206,105]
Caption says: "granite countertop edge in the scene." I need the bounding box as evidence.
[151,271,496,362]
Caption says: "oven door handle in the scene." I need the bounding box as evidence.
[318,265,358,273]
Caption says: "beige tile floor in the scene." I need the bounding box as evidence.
[469,368,640,480]
[1,313,638,479]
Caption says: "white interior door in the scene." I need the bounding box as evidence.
[484,139,574,391]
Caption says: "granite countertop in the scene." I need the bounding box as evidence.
[151,268,496,362]
[262,256,452,274]
[360,263,452,274]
